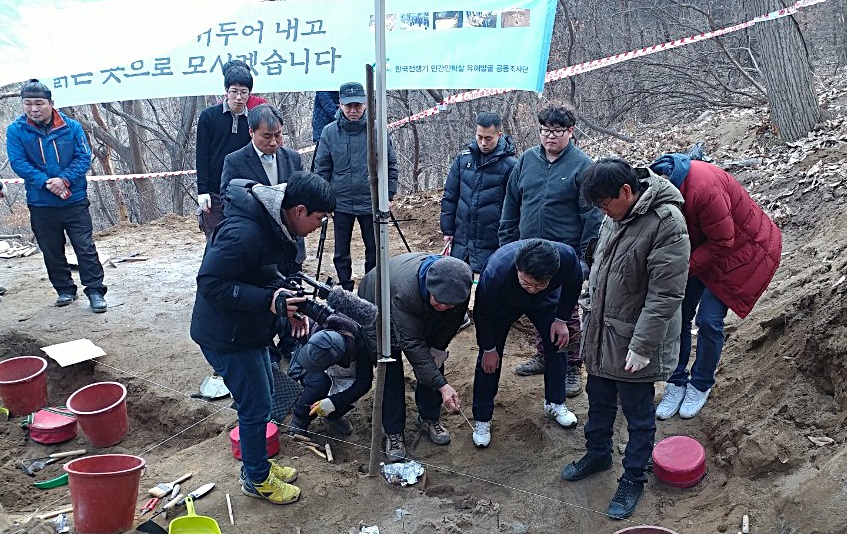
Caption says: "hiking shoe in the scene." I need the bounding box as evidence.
[0,286,6,296]
[419,416,451,445]
[679,384,711,419]
[515,354,545,376]
[472,420,491,448]
[287,416,310,437]
[385,433,406,462]
[241,469,301,505]
[607,477,645,520]
[561,454,613,481]
[325,415,353,436]
[655,383,686,420]
[55,293,77,307]
[459,312,472,330]
[565,366,583,397]
[544,402,577,428]
[87,291,107,313]
[268,459,298,483]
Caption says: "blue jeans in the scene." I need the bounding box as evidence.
[670,277,729,392]
[584,375,655,483]
[383,349,443,435]
[473,308,565,422]
[200,345,273,483]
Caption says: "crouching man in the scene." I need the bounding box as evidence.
[560,159,689,520]
[190,172,334,505]
[287,313,374,437]
[358,254,473,461]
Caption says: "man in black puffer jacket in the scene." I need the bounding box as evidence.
[440,111,517,273]
[313,81,398,291]
[190,172,334,506]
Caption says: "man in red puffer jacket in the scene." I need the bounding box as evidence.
[650,154,782,419]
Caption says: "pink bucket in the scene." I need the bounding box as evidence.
[64,454,145,534]
[67,382,128,447]
[0,356,49,416]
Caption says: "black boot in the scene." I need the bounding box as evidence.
[607,477,645,520]
[561,454,612,482]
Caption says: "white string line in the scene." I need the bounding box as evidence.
[282,415,639,526]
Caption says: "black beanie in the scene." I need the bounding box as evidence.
[425,257,472,306]
[20,79,51,100]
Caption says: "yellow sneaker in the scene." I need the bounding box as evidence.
[241,470,301,505]
[268,458,298,483]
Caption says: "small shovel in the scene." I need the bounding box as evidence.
[136,482,215,534]
[21,449,86,476]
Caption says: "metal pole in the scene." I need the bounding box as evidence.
[367,0,393,476]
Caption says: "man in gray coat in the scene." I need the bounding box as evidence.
[560,158,690,520]
[499,103,603,396]
[313,81,398,291]
[358,254,473,461]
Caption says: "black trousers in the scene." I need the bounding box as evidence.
[583,374,656,483]
[383,349,443,435]
[29,200,106,296]
[332,211,376,291]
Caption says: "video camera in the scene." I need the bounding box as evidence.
[276,272,336,326]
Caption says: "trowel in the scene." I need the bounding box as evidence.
[190,374,230,400]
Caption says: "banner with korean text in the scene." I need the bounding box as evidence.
[33,0,555,107]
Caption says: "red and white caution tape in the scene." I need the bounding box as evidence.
[0,0,827,185]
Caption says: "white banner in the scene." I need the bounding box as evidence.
[17,0,556,107]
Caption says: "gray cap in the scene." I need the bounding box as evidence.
[425,257,473,306]
[296,330,347,373]
[339,82,365,104]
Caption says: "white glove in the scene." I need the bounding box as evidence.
[309,398,336,417]
[624,349,650,372]
[197,193,212,212]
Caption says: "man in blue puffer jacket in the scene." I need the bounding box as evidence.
[440,111,517,273]
[5,79,107,312]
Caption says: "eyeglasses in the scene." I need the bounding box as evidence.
[594,197,613,211]
[517,272,550,290]
[539,127,571,138]
[227,89,250,98]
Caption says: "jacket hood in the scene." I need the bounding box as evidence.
[624,171,685,222]
[335,108,367,132]
[224,180,297,245]
[649,153,691,189]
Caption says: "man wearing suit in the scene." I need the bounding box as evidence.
[221,104,302,199]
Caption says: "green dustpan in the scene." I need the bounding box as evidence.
[168,496,221,534]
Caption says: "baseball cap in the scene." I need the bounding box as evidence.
[339,82,366,105]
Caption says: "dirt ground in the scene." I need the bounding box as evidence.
[1,89,847,534]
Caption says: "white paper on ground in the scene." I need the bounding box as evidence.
[41,339,106,367]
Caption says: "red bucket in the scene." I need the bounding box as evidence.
[64,454,145,534]
[229,422,279,460]
[0,356,49,416]
[652,435,707,489]
[67,382,128,447]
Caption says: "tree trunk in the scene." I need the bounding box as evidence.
[90,105,129,223]
[121,100,159,222]
[747,0,821,140]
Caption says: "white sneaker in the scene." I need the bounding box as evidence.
[472,420,491,448]
[679,385,711,419]
[544,402,577,428]
[655,383,686,420]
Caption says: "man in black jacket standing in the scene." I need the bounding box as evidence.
[313,81,398,291]
[190,172,334,505]
[440,111,517,274]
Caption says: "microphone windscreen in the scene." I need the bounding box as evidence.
[326,286,378,327]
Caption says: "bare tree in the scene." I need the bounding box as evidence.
[746,0,821,140]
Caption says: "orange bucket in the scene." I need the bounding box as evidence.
[67,382,128,447]
[0,356,48,416]
[64,454,145,534]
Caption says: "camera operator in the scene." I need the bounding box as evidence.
[358,254,473,461]
[287,313,373,437]
[190,172,335,506]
